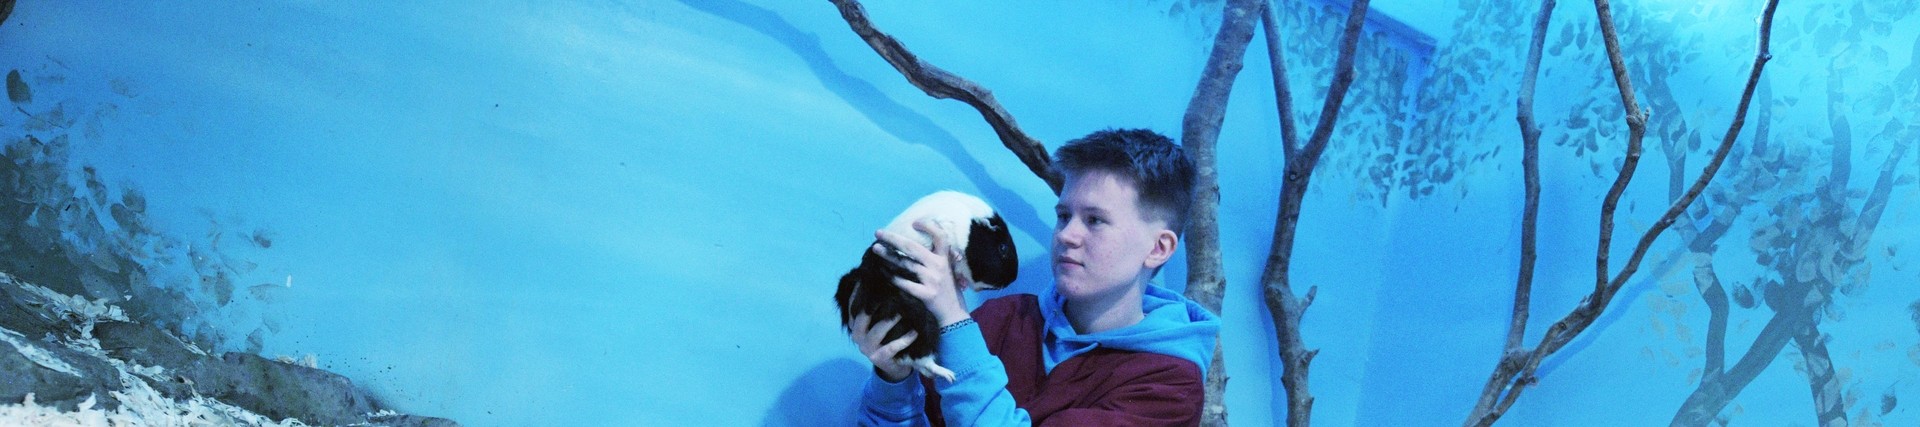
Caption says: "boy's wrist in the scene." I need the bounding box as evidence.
[938,318,976,335]
[875,365,911,383]
[932,304,970,327]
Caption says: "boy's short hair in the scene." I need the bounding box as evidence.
[1053,129,1195,237]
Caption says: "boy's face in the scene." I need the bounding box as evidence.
[1052,170,1176,304]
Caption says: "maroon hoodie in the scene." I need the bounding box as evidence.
[920,294,1206,426]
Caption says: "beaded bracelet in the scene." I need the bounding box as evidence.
[939,318,976,335]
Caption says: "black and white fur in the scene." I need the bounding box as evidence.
[835,191,1018,381]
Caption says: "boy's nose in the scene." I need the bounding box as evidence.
[1053,222,1083,248]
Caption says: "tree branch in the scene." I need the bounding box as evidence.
[1538,0,1776,374]
[1848,125,1917,258]
[1294,1,1368,165]
[1261,0,1302,156]
[1826,68,1852,188]
[1669,288,1813,426]
[1667,66,1919,427]
[1590,0,1650,298]
[1506,0,1553,360]
[1258,0,1370,425]
[1592,0,1775,298]
[826,0,1063,194]
[1793,326,1849,425]
[1465,1,1554,423]
[1668,126,1917,427]
[1468,1,1778,425]
[1179,0,1267,424]
[1690,253,1728,376]
[1684,78,1771,383]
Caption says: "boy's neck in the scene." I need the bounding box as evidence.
[1064,283,1146,334]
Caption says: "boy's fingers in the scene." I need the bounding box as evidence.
[871,241,922,268]
[882,331,919,356]
[852,313,871,335]
[892,276,931,297]
[876,229,934,263]
[914,220,947,256]
[868,316,901,343]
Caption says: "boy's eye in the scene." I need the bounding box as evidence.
[1088,216,1104,226]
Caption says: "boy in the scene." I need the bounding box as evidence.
[852,128,1221,426]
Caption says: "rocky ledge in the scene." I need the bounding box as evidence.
[0,272,457,426]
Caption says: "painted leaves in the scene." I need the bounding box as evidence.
[6,69,27,105]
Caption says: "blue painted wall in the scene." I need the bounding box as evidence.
[1,0,1915,426]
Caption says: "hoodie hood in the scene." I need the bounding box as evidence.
[1038,283,1221,375]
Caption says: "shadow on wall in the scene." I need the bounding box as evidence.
[670,3,1073,421]
[670,0,1053,246]
[760,358,867,427]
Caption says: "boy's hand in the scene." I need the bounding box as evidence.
[850,313,917,382]
[871,220,971,327]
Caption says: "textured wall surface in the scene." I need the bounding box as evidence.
[0,0,1913,426]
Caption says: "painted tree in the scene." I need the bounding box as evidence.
[1662,5,1920,424]
[1464,0,1917,424]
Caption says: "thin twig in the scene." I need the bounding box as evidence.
[826,0,1063,193]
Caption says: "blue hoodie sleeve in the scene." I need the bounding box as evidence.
[932,320,1033,426]
[859,369,932,426]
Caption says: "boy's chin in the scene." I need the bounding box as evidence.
[1051,265,1082,287]
[1053,278,1110,300]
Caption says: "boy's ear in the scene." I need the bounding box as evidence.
[1143,228,1178,269]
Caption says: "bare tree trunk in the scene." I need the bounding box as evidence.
[1180,0,1267,424]
[1466,1,1779,425]
[825,0,1062,194]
